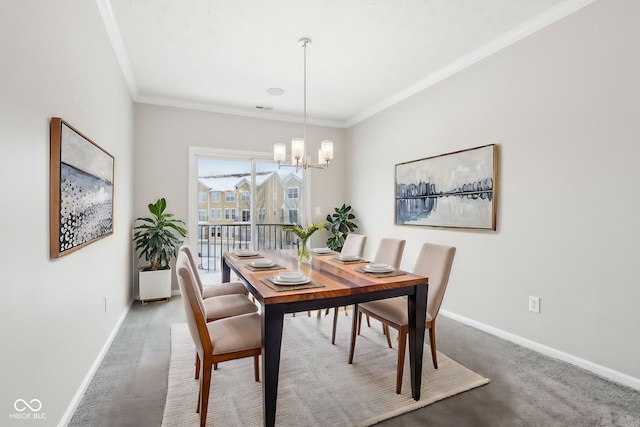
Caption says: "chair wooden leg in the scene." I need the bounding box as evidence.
[366,314,371,327]
[348,304,359,364]
[357,311,363,335]
[195,353,200,379]
[213,363,218,370]
[254,355,260,381]
[344,305,349,316]
[199,362,212,427]
[428,320,438,369]
[383,324,393,348]
[331,306,339,344]
[396,326,408,394]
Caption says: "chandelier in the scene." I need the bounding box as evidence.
[274,38,333,171]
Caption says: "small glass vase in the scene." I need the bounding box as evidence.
[298,237,311,264]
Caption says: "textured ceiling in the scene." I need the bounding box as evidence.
[101,0,593,127]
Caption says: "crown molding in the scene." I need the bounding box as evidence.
[344,0,598,128]
[96,0,138,99]
[135,95,346,128]
[97,0,596,130]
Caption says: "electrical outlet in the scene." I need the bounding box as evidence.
[528,296,540,313]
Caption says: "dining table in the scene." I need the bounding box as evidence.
[222,249,429,427]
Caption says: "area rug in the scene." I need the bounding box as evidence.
[162,314,489,426]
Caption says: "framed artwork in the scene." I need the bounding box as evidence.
[50,118,114,258]
[395,144,497,230]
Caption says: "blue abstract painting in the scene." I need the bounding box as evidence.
[395,144,496,230]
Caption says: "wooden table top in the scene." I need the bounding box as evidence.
[223,250,428,305]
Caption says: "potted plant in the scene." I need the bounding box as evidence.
[133,198,187,302]
[281,223,325,263]
[324,204,358,252]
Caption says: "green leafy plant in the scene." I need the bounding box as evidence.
[133,198,187,271]
[281,223,325,262]
[324,204,358,252]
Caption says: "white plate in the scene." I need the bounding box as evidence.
[250,260,275,268]
[365,263,394,273]
[270,275,311,286]
[277,272,306,281]
[312,247,333,254]
[338,255,361,262]
[235,250,258,257]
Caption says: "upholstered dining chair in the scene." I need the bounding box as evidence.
[179,245,258,377]
[179,245,247,298]
[371,238,406,269]
[176,252,262,427]
[348,242,456,394]
[329,233,367,344]
[364,238,406,346]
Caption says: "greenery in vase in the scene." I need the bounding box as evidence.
[282,223,325,261]
[324,204,358,252]
[133,198,187,271]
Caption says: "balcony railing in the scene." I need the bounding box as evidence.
[196,223,298,271]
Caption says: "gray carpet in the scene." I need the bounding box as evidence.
[69,297,640,427]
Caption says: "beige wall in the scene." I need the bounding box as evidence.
[0,0,134,424]
[345,0,640,382]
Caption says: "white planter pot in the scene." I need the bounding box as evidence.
[139,268,172,303]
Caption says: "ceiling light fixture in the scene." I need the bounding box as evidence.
[274,38,333,171]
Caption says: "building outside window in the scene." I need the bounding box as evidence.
[224,208,230,220]
[241,191,250,202]
[231,208,237,220]
[198,210,207,221]
[258,208,266,221]
[210,191,221,202]
[225,191,235,202]
[242,209,250,222]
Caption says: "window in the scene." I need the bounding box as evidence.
[241,191,250,202]
[210,191,221,202]
[210,226,221,238]
[287,187,299,199]
[225,191,235,202]
[242,210,250,222]
[210,208,222,220]
[288,209,298,224]
[258,208,266,221]
[198,210,207,221]
[231,208,237,220]
[198,192,207,203]
[224,208,230,220]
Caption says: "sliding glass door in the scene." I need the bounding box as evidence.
[189,148,304,271]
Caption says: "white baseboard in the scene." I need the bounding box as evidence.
[58,301,133,427]
[440,310,640,391]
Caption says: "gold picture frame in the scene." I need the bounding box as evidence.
[395,144,497,230]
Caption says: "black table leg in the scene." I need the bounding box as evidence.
[221,256,230,282]
[408,283,428,400]
[262,303,285,427]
